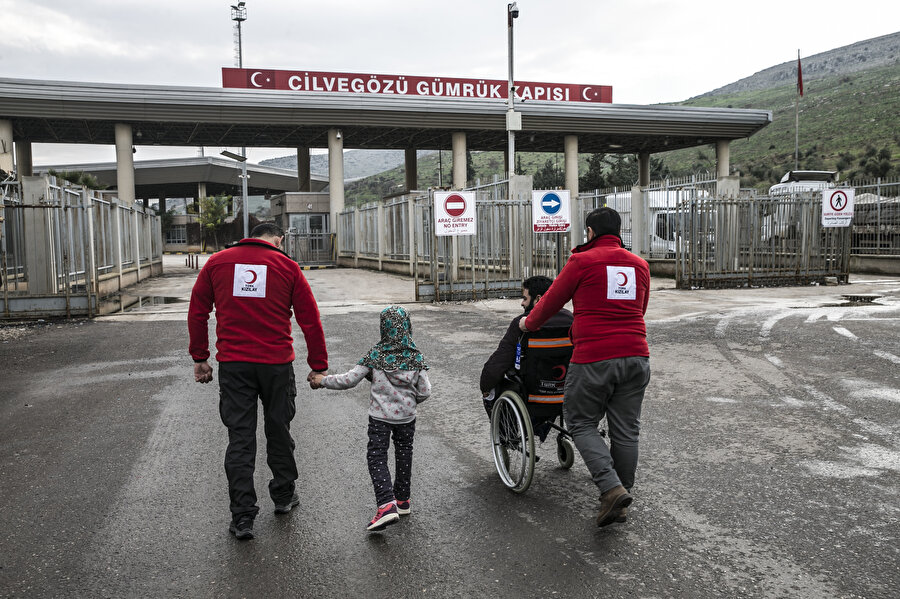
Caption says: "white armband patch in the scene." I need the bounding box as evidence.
[233,264,267,298]
[607,266,636,300]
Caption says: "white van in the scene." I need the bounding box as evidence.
[604,189,709,257]
[763,171,838,242]
[768,170,836,195]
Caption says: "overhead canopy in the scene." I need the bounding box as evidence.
[35,156,328,198]
[0,78,772,155]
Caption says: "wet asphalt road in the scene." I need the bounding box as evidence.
[1,261,898,598]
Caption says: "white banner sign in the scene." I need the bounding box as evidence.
[434,191,476,236]
[532,190,571,233]
[822,188,855,227]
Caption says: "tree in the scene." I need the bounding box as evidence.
[199,194,230,252]
[47,169,107,190]
[466,150,475,184]
[533,158,563,189]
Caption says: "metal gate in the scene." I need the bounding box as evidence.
[674,193,850,288]
[283,232,335,266]
[415,183,571,302]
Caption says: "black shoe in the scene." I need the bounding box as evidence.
[229,515,255,540]
[274,493,300,514]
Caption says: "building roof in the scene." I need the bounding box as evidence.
[0,77,772,155]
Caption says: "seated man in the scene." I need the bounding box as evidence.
[480,275,574,419]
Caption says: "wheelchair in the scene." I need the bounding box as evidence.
[490,326,577,493]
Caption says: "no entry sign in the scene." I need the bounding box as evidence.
[822,188,855,227]
[434,191,476,236]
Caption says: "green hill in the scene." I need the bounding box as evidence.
[273,31,900,202]
[660,61,900,190]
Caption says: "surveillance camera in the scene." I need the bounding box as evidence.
[335,131,342,140]
[509,2,519,18]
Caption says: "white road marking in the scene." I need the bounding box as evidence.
[832,326,858,340]
[765,354,783,367]
[874,350,900,364]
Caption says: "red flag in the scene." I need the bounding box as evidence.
[797,52,803,97]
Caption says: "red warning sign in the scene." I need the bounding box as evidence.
[445,194,467,217]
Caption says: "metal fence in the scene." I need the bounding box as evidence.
[1,175,162,318]
[283,232,335,265]
[674,193,850,288]
[848,178,900,255]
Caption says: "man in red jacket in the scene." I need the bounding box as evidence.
[521,207,650,527]
[189,223,328,540]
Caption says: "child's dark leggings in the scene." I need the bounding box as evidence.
[367,416,416,506]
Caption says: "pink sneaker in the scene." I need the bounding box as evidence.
[396,500,411,516]
[366,502,400,531]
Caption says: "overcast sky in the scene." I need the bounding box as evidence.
[2,0,897,165]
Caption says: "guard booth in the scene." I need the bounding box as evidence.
[270,192,335,266]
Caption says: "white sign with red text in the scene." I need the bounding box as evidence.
[532,190,571,233]
[434,192,476,236]
[822,188,855,227]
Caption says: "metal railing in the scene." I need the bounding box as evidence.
[675,193,850,288]
[1,175,162,319]
[846,177,900,255]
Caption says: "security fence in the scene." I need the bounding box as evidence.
[335,173,899,299]
[673,193,850,289]
[849,178,900,255]
[283,232,335,265]
[1,175,162,319]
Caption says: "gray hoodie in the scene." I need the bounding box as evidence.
[322,365,431,424]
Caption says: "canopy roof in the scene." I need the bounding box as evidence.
[0,77,772,155]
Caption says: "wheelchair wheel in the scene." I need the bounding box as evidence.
[490,390,535,493]
[556,435,575,470]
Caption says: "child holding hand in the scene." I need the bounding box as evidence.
[310,305,431,532]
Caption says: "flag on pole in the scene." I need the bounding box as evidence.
[797,50,804,97]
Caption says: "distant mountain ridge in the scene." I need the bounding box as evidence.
[695,31,900,98]
[260,149,435,180]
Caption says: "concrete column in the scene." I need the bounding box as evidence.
[377,201,385,270]
[631,185,647,258]
[715,140,730,178]
[328,129,345,229]
[15,141,33,177]
[158,191,167,220]
[639,152,651,186]
[0,119,13,174]
[451,132,466,190]
[406,196,416,276]
[114,123,135,206]
[404,148,417,191]
[564,135,581,249]
[297,147,311,192]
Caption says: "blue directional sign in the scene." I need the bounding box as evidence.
[532,190,571,233]
[540,192,562,215]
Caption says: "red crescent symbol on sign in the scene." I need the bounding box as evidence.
[244,270,258,284]
[552,365,567,380]
[830,191,848,212]
[617,272,628,286]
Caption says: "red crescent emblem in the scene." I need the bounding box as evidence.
[616,272,628,286]
[552,365,567,380]
[243,270,258,285]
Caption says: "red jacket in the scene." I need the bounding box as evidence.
[523,235,649,364]
[188,239,328,370]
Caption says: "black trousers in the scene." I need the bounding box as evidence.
[367,417,416,507]
[218,361,298,519]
